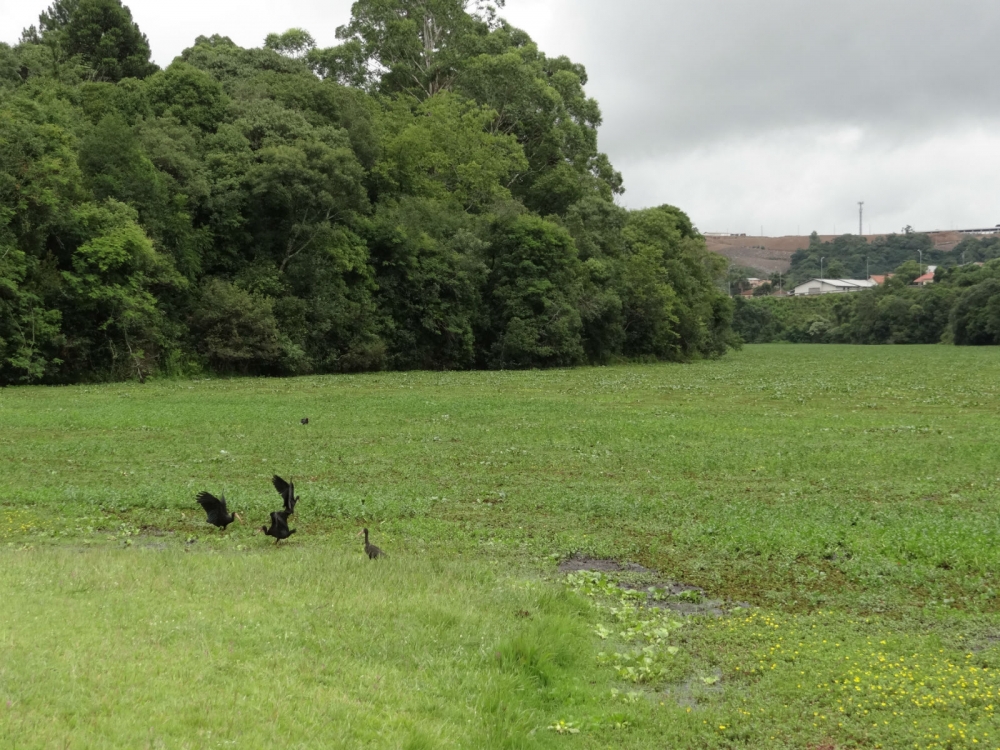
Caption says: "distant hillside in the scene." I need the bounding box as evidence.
[706,232,964,273]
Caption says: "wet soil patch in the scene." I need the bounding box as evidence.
[558,554,651,574]
[558,555,746,617]
[970,633,1000,653]
[138,527,173,537]
[662,668,724,710]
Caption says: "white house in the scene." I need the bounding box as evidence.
[788,278,878,296]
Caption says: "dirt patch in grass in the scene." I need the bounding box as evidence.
[138,526,173,537]
[559,555,737,616]
[558,554,652,574]
[662,668,724,710]
[652,596,728,617]
[970,633,1000,653]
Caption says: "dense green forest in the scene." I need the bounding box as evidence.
[734,241,1000,345]
[0,0,735,385]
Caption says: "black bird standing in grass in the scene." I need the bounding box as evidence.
[195,491,242,531]
[358,528,384,559]
[301,417,309,425]
[261,510,295,544]
[271,475,298,515]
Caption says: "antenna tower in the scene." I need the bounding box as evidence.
[858,201,864,236]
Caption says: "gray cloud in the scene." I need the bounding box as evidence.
[503,0,1000,155]
[502,0,1000,233]
[615,124,1000,235]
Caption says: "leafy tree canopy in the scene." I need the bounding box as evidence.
[31,0,158,82]
[0,0,735,384]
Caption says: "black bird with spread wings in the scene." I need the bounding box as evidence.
[271,475,299,515]
[261,510,295,544]
[195,491,242,530]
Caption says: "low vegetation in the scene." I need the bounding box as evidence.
[2,345,1000,747]
[734,255,1000,345]
[784,232,1000,289]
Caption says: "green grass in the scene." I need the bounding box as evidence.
[2,344,1000,748]
[0,548,606,748]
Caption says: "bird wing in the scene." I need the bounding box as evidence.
[272,476,297,514]
[272,475,292,505]
[272,475,290,498]
[196,491,227,520]
[270,510,289,534]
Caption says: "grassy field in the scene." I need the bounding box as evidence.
[2,344,999,748]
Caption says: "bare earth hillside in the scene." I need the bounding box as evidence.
[706,231,964,273]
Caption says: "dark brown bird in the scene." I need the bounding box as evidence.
[195,491,242,530]
[261,510,295,544]
[271,475,298,515]
[358,527,384,559]
[300,418,309,425]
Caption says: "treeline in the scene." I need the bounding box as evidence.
[784,231,1000,289]
[734,245,1000,345]
[0,0,735,385]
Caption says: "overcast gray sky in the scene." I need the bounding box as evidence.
[4,0,999,236]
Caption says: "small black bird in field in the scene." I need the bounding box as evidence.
[195,491,242,530]
[300,417,309,425]
[358,527,384,559]
[261,510,295,544]
[271,475,299,515]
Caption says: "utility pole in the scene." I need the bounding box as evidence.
[858,201,864,235]
[866,256,869,280]
[820,256,825,281]
[918,249,923,277]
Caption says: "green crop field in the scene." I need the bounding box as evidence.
[2,344,999,749]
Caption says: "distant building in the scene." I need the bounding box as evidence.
[912,272,935,286]
[957,225,1000,235]
[788,279,878,296]
[870,274,893,285]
